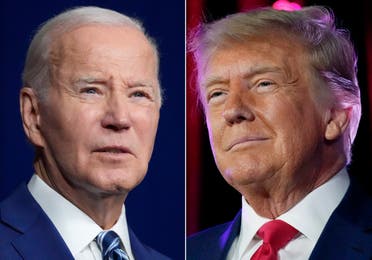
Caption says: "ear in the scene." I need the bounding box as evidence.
[325,107,351,141]
[20,87,45,147]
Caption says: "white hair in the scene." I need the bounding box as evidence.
[22,6,161,103]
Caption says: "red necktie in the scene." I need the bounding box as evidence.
[251,220,298,260]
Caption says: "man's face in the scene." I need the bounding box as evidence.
[37,25,160,196]
[200,37,332,193]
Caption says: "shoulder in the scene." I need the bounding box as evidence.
[321,176,372,241]
[0,184,67,254]
[128,228,172,260]
[311,178,372,258]
[137,245,172,260]
[188,221,232,246]
[0,184,33,241]
[0,185,38,257]
[336,177,372,221]
[187,215,240,260]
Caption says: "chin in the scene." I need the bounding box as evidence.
[221,164,271,187]
[90,182,134,197]
[88,169,146,194]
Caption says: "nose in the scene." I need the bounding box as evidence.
[101,93,131,131]
[222,90,255,124]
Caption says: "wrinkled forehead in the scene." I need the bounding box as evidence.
[194,34,318,110]
[47,25,161,99]
[50,24,156,61]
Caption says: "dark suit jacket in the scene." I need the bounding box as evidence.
[0,184,171,260]
[187,179,372,260]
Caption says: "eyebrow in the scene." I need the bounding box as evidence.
[73,77,156,89]
[73,77,106,85]
[201,76,229,90]
[202,66,283,89]
[126,81,154,88]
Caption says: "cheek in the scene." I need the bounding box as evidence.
[264,92,308,130]
[134,108,159,147]
[268,97,324,154]
[40,108,73,145]
[58,106,100,147]
[206,112,224,157]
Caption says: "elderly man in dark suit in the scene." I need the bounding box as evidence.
[188,6,372,260]
[0,6,169,259]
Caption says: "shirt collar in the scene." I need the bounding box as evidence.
[279,168,349,242]
[27,174,133,258]
[238,168,349,256]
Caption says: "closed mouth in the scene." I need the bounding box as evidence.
[94,146,131,154]
[226,137,269,151]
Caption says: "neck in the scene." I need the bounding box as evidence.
[34,157,126,229]
[239,155,346,219]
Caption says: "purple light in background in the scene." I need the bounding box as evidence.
[272,0,302,11]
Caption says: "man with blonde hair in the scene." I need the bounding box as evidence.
[188,6,372,259]
[0,6,169,259]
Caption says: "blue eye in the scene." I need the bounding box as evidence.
[132,91,146,97]
[82,88,98,94]
[130,91,154,101]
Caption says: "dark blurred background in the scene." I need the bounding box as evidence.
[187,0,372,235]
[0,1,185,259]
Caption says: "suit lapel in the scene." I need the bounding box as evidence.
[129,227,168,260]
[129,228,149,260]
[11,214,74,259]
[218,211,242,259]
[129,227,173,260]
[1,184,73,259]
[310,178,372,259]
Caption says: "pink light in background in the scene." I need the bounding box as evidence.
[273,0,302,11]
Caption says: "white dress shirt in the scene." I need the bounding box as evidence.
[28,174,135,260]
[227,168,350,260]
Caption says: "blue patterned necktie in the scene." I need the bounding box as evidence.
[96,230,130,260]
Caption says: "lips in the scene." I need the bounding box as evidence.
[226,136,269,151]
[93,146,132,154]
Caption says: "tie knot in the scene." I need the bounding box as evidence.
[257,220,298,251]
[96,230,129,260]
